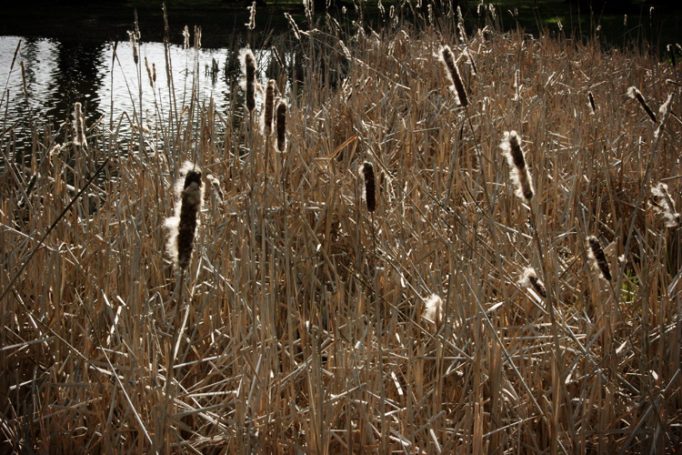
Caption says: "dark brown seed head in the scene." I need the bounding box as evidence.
[627,86,657,124]
[359,162,376,212]
[588,91,596,114]
[276,99,287,152]
[177,169,202,270]
[507,131,526,170]
[519,267,547,298]
[587,236,611,281]
[439,45,469,107]
[241,49,257,112]
[501,131,534,202]
[263,80,276,136]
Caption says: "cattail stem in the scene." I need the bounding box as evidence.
[588,91,596,114]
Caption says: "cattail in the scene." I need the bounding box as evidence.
[654,93,673,139]
[240,48,257,113]
[182,25,190,49]
[627,86,657,124]
[245,1,256,30]
[263,80,276,136]
[650,182,680,228]
[165,162,204,270]
[518,267,547,298]
[667,44,676,67]
[588,91,596,114]
[72,102,87,148]
[293,50,305,85]
[128,29,140,65]
[513,69,522,102]
[193,25,202,49]
[275,98,287,152]
[145,57,154,87]
[587,236,611,281]
[438,45,469,107]
[422,294,443,327]
[500,131,534,202]
[206,173,224,204]
[359,162,376,212]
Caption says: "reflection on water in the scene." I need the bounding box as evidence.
[0,35,274,155]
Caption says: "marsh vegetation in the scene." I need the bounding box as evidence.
[1,1,681,453]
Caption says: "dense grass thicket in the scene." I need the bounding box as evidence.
[1,5,681,454]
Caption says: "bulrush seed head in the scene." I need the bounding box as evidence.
[422,294,443,327]
[500,131,534,202]
[72,102,87,148]
[263,80,276,136]
[650,182,680,228]
[518,267,547,298]
[275,99,287,152]
[359,162,377,212]
[627,86,657,124]
[182,25,190,49]
[438,45,469,107]
[240,48,257,113]
[588,91,596,114]
[587,236,611,281]
[165,162,204,270]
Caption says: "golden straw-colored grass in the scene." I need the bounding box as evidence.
[1,12,681,454]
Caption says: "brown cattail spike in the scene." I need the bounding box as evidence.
[240,48,257,113]
[500,131,534,202]
[72,102,87,148]
[588,91,596,114]
[165,162,204,270]
[263,80,276,136]
[651,182,680,228]
[519,267,547,298]
[438,45,469,107]
[128,29,140,65]
[177,169,202,269]
[182,25,190,49]
[627,86,657,124]
[275,99,287,152]
[359,162,376,212]
[587,236,611,281]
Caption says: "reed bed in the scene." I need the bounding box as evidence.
[1,7,681,454]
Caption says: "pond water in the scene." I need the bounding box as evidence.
[0,36,271,152]
[1,2,680,157]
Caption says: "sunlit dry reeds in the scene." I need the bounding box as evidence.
[1,11,681,455]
